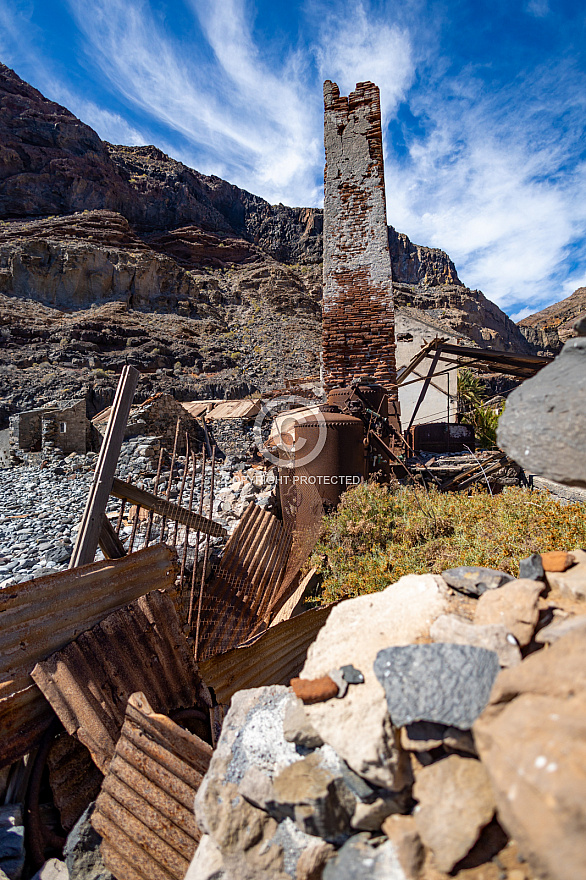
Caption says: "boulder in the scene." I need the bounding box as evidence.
[300,574,450,788]
[535,613,586,644]
[497,337,586,488]
[193,687,323,880]
[412,755,495,872]
[374,643,500,729]
[519,553,545,581]
[474,629,586,880]
[474,579,543,646]
[430,613,521,666]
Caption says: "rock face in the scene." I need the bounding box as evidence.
[0,62,539,425]
[497,338,586,488]
[518,286,586,354]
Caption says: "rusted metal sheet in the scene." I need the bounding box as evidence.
[180,400,221,418]
[199,605,334,705]
[269,567,319,627]
[195,502,293,660]
[32,590,211,774]
[47,733,104,832]
[92,691,212,880]
[206,399,262,420]
[0,545,178,769]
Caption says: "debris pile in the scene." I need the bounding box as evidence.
[187,554,586,880]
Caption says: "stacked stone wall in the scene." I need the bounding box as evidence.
[322,80,399,402]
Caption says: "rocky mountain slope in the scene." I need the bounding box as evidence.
[518,286,586,354]
[0,62,535,423]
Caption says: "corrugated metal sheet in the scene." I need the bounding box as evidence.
[269,567,318,627]
[196,502,293,660]
[32,590,211,774]
[198,605,334,705]
[180,400,222,418]
[47,733,104,832]
[92,691,213,880]
[0,545,178,769]
[206,399,262,420]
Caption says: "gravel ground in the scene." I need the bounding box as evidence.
[0,436,277,589]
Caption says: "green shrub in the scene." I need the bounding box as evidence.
[308,481,586,603]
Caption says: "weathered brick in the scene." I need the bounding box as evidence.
[322,80,399,405]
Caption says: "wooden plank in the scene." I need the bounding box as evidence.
[70,366,139,568]
[110,478,226,538]
[99,516,127,559]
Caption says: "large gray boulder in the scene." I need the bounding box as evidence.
[497,338,586,487]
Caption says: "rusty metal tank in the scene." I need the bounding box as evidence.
[270,404,365,509]
[327,384,389,419]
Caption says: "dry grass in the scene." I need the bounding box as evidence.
[308,481,586,604]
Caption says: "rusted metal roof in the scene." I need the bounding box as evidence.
[32,590,211,774]
[195,502,293,660]
[92,691,212,880]
[198,605,334,705]
[206,399,262,420]
[180,400,222,418]
[47,733,104,832]
[0,545,178,769]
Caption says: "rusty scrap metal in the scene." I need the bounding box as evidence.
[32,590,211,774]
[92,691,212,880]
[159,418,181,543]
[144,448,165,547]
[25,718,66,873]
[110,477,226,539]
[195,502,294,660]
[188,443,207,628]
[0,545,178,769]
[198,605,334,705]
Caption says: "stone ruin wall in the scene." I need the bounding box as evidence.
[322,80,399,405]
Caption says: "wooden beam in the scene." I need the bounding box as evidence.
[70,366,139,568]
[110,477,227,538]
[99,516,127,559]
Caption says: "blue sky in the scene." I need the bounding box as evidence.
[1,0,585,319]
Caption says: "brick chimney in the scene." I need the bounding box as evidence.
[322,80,399,405]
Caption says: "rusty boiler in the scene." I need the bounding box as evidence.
[269,404,365,510]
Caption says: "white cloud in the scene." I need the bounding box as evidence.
[313,1,414,124]
[525,0,550,18]
[65,0,323,205]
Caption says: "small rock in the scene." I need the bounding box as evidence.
[30,860,69,880]
[323,833,407,880]
[541,550,574,572]
[430,613,521,666]
[535,613,586,644]
[184,834,225,880]
[413,755,495,872]
[282,696,323,750]
[295,840,335,880]
[64,804,114,880]
[474,579,543,646]
[400,721,476,756]
[350,792,407,832]
[269,752,355,843]
[441,566,513,597]
[0,805,24,880]
[519,553,545,581]
[546,562,586,601]
[374,643,500,729]
[290,676,339,704]
[381,815,424,880]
